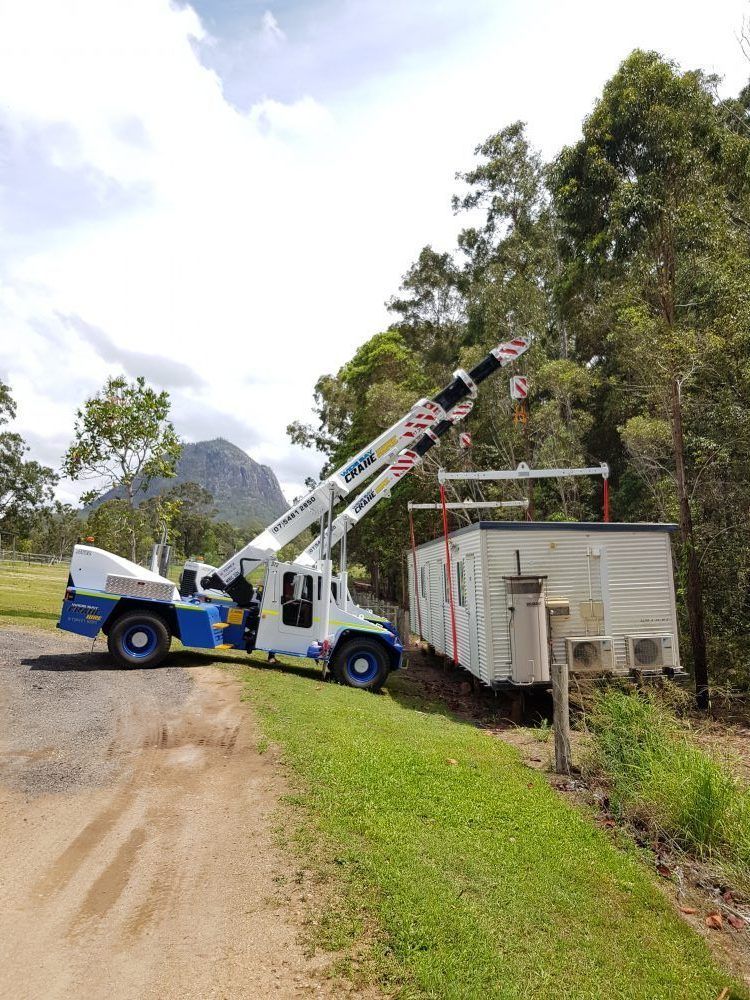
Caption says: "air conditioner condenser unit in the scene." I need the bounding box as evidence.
[565,636,616,673]
[625,634,675,670]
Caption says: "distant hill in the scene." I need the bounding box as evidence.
[94,438,288,528]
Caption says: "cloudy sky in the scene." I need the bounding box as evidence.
[1,0,748,505]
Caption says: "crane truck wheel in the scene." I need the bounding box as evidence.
[107,611,171,669]
[332,636,390,692]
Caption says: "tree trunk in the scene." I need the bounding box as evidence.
[670,377,709,709]
[126,482,137,564]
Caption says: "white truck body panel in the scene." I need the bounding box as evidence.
[68,545,179,602]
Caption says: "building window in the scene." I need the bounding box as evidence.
[281,572,313,628]
[420,565,427,598]
[443,564,450,602]
[456,561,466,607]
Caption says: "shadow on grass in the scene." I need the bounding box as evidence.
[385,649,554,730]
[170,648,322,683]
[23,644,323,683]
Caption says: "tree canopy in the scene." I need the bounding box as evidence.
[291,49,750,702]
[62,375,181,560]
[0,380,57,536]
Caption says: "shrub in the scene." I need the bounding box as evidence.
[587,690,750,890]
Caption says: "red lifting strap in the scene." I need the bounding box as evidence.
[440,484,459,666]
[603,476,610,523]
[408,508,423,639]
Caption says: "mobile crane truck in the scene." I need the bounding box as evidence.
[183,397,475,629]
[57,336,529,691]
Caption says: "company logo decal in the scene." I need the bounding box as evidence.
[69,602,103,622]
[353,490,376,515]
[343,450,376,484]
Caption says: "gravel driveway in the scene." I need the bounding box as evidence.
[0,628,341,1000]
[0,629,192,796]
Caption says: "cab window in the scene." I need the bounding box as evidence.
[281,572,313,628]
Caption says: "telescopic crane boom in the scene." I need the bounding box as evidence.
[204,336,530,604]
[295,399,474,567]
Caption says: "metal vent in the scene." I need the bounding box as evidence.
[179,568,197,597]
[633,637,660,666]
[625,634,674,670]
[565,636,616,673]
[571,641,600,668]
[105,574,174,602]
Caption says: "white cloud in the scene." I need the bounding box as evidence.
[249,96,334,138]
[0,0,748,520]
[261,10,286,48]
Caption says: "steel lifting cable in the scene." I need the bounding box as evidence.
[439,483,459,667]
[408,507,423,639]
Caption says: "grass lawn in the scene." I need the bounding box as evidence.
[243,660,745,999]
[0,560,69,630]
[1,562,745,998]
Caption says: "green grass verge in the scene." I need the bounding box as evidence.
[0,560,69,631]
[242,661,744,1000]
[588,690,750,891]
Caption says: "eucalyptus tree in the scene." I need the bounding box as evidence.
[550,50,750,706]
[0,380,57,535]
[64,375,181,562]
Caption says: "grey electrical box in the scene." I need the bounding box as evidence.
[505,576,550,685]
[580,600,604,621]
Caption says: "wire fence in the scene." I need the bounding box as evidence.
[360,595,412,645]
[0,549,67,565]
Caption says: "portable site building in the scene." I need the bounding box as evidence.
[406,521,682,688]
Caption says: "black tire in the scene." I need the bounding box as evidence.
[107,611,171,669]
[332,636,390,692]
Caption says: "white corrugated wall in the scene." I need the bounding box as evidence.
[600,532,680,666]
[484,526,678,683]
[406,527,489,677]
[409,524,678,687]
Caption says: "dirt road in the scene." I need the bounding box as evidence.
[0,629,338,1000]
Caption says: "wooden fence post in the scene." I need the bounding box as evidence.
[551,661,572,775]
[398,608,410,648]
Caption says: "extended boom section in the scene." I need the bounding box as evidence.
[204,398,444,601]
[296,400,474,566]
[208,336,529,603]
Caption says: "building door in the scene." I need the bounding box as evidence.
[428,561,443,652]
[420,562,431,640]
[464,554,479,673]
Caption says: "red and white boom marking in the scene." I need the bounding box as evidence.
[210,337,530,598]
[296,400,476,568]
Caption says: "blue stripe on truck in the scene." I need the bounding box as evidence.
[58,592,119,637]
